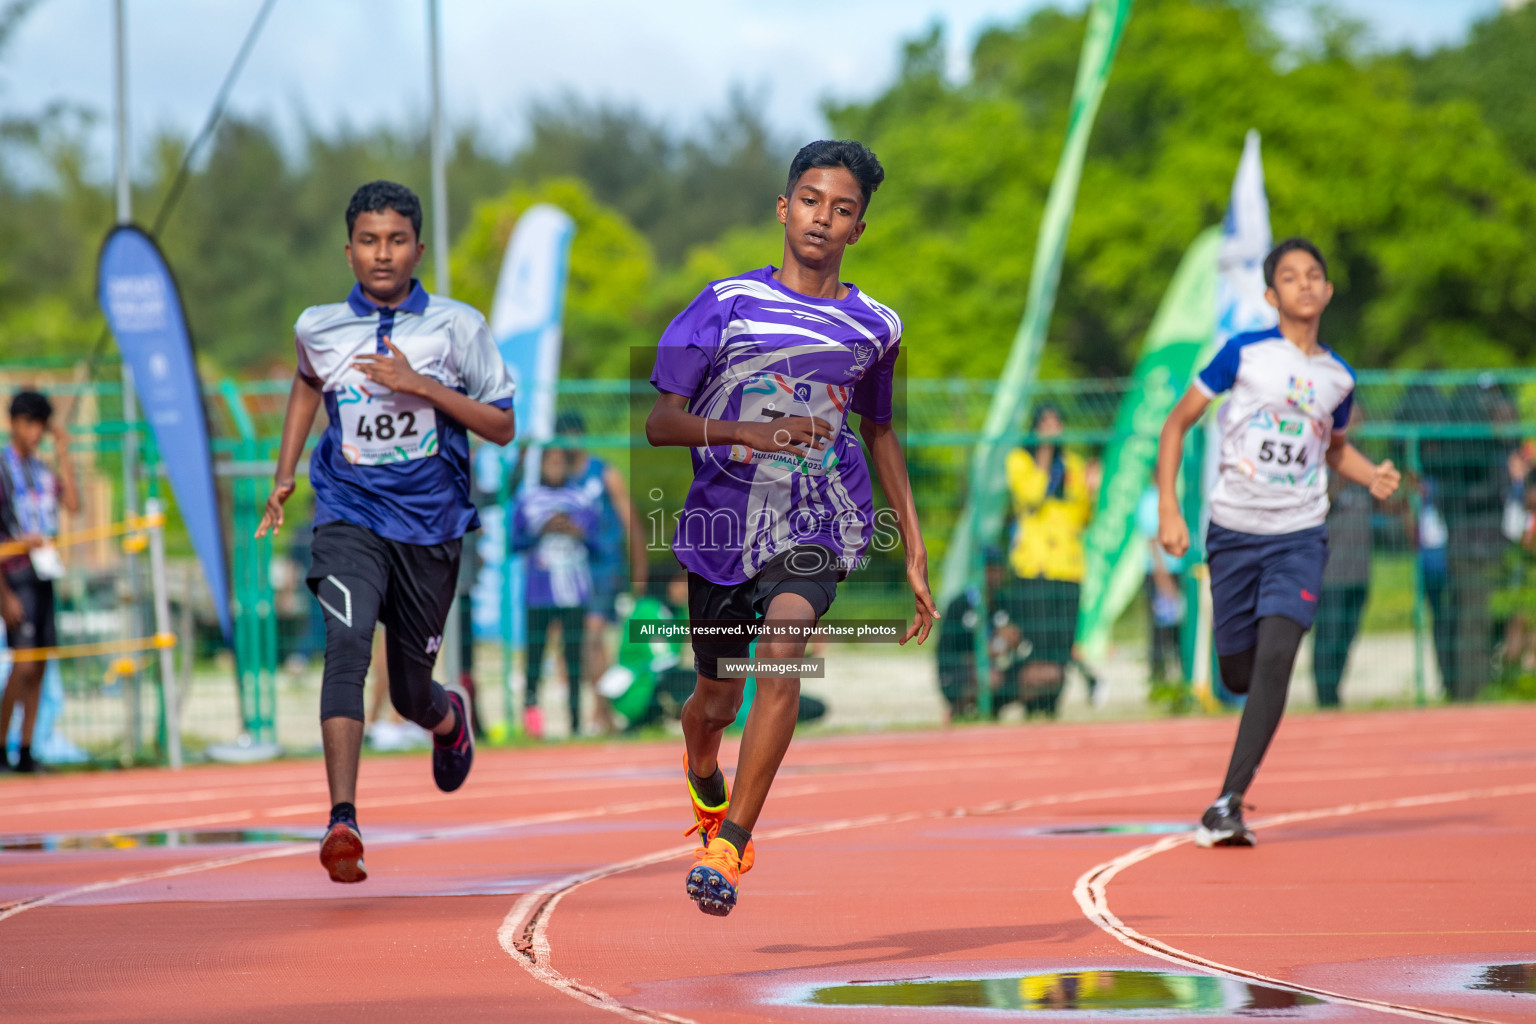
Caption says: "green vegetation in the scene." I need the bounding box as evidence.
[2,0,1534,381]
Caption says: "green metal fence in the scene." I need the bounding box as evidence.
[4,367,1535,766]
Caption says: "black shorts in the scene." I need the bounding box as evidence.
[4,570,57,652]
[687,544,840,678]
[307,521,461,726]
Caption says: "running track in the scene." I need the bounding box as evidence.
[2,705,1533,1021]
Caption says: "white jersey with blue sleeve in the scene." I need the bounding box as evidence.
[1195,326,1355,536]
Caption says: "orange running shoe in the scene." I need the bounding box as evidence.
[686,835,744,916]
[682,755,754,872]
[319,820,366,884]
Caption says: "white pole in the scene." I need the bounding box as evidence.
[113,0,145,759]
[112,0,131,225]
[146,499,182,769]
[428,0,464,696]
[428,0,450,298]
[113,0,138,520]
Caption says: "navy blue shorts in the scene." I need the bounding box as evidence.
[1206,523,1329,656]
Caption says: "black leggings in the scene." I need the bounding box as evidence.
[1216,615,1307,798]
[526,606,586,732]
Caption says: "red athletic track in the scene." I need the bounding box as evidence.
[2,705,1533,1022]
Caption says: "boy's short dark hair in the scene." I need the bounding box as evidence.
[1263,237,1328,289]
[785,140,885,214]
[9,391,52,424]
[345,180,423,240]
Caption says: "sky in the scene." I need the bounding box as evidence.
[0,0,1505,176]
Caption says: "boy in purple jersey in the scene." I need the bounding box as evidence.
[646,140,937,916]
[1157,239,1400,847]
[256,181,517,883]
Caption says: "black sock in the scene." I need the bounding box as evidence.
[16,745,33,769]
[688,765,727,808]
[330,802,357,827]
[717,819,752,857]
[1219,615,1306,797]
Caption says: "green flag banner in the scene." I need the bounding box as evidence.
[1074,226,1220,661]
[939,0,1134,612]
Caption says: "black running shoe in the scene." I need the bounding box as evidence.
[432,690,474,793]
[1195,793,1255,847]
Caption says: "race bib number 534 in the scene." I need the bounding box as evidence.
[338,386,439,466]
[1238,410,1324,487]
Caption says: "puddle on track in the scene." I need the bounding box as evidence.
[1470,963,1536,995]
[0,828,318,852]
[1029,824,1190,837]
[806,971,1323,1015]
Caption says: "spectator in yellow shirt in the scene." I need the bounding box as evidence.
[994,405,1097,717]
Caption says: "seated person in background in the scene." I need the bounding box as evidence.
[603,568,827,731]
[511,446,597,739]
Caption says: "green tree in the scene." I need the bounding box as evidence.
[663,0,1536,377]
[452,177,655,379]
[1407,3,1536,171]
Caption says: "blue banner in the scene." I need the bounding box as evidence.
[97,226,232,642]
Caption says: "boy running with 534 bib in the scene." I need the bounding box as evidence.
[1157,238,1400,847]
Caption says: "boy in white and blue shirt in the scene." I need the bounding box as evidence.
[1156,238,1400,847]
[256,181,516,883]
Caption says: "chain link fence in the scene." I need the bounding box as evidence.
[4,365,1534,766]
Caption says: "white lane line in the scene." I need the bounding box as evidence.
[1072,781,1536,1024]
[496,777,1226,1022]
[0,795,687,923]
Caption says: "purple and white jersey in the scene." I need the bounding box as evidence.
[1196,326,1356,535]
[512,481,598,609]
[650,266,902,585]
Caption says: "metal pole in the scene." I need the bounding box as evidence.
[428,0,464,697]
[146,499,182,769]
[1407,434,1427,705]
[113,0,146,756]
[112,0,131,225]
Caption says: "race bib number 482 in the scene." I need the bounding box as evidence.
[338,386,439,466]
[1237,410,1325,487]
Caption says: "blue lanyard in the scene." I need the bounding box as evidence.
[3,446,55,536]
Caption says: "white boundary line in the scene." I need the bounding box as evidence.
[1072,781,1536,1024]
[496,778,1222,1022]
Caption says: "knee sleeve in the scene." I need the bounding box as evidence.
[1219,647,1257,696]
[316,575,376,723]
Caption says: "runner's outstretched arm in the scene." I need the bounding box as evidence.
[255,371,323,539]
[1326,436,1400,500]
[352,337,516,446]
[857,417,937,645]
[1155,388,1212,560]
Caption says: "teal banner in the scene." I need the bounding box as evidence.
[940,0,1134,612]
[1075,227,1220,660]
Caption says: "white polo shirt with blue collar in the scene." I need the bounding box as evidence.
[295,279,514,546]
[1195,326,1356,536]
